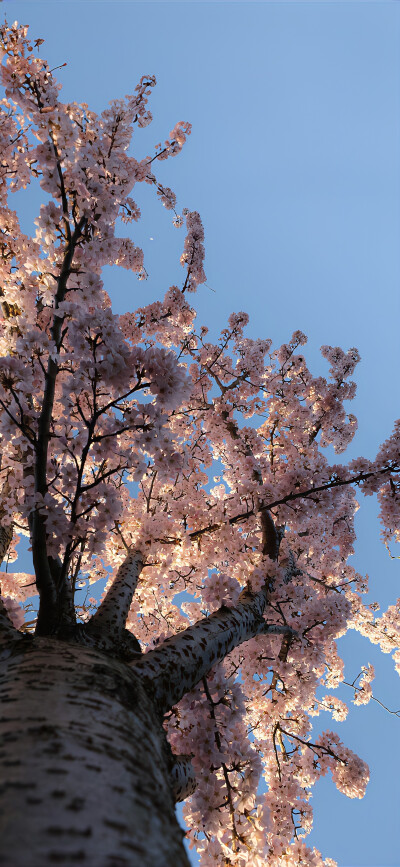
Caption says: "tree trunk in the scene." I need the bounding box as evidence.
[0,637,190,867]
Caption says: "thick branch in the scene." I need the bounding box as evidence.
[133,585,292,715]
[221,410,280,561]
[0,594,22,649]
[261,508,280,560]
[87,550,143,636]
[263,465,397,511]
[187,464,397,543]
[0,518,23,648]
[0,522,13,565]
[49,554,76,628]
[32,218,86,635]
[169,754,197,803]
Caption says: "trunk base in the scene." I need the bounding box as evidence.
[0,637,190,867]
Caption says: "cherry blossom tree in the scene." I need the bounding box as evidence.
[0,20,399,867]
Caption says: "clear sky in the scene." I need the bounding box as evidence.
[2,2,400,865]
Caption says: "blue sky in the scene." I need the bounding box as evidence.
[2,2,400,865]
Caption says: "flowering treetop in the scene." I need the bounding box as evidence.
[0,20,399,867]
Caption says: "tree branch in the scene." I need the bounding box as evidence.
[263,465,397,511]
[186,464,397,543]
[168,753,197,803]
[87,550,144,637]
[220,409,280,562]
[32,217,86,635]
[0,513,23,648]
[0,594,22,651]
[133,584,294,715]
[0,522,13,565]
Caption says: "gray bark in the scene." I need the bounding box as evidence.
[87,552,144,637]
[134,584,292,714]
[0,595,23,650]
[0,523,24,651]
[0,637,190,867]
[0,515,292,865]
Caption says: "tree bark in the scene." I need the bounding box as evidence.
[134,585,291,714]
[0,637,190,867]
